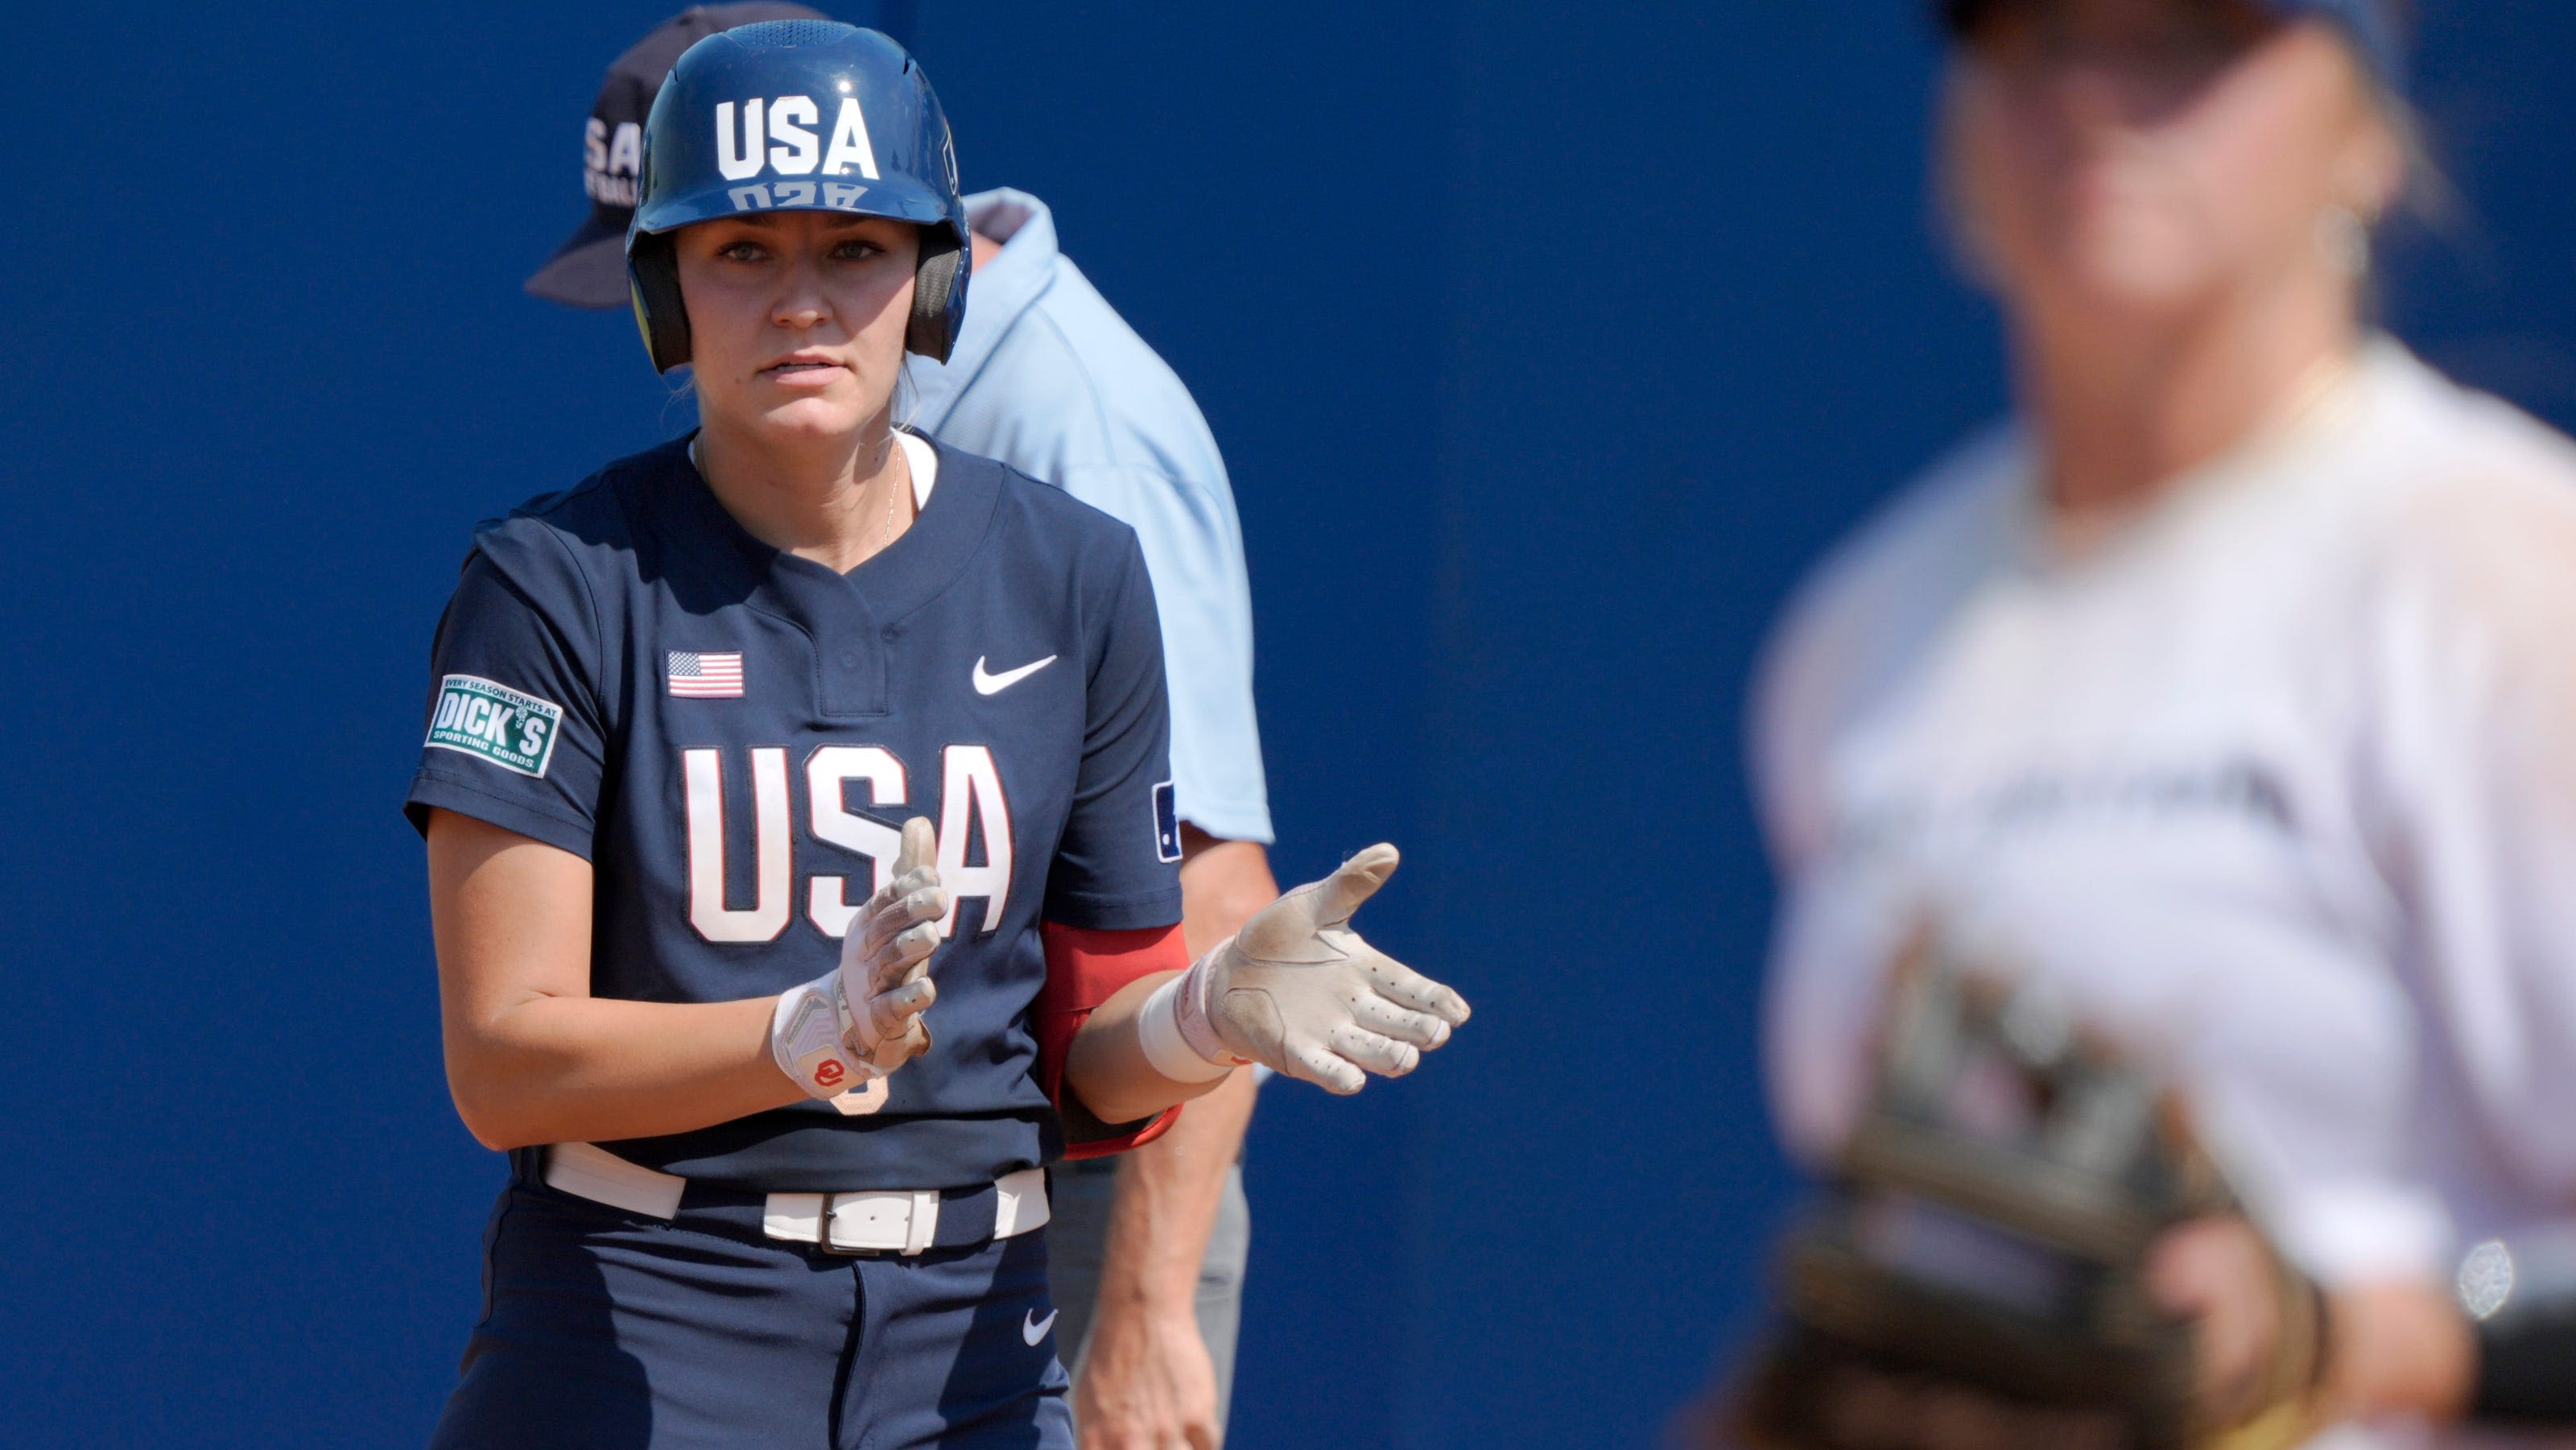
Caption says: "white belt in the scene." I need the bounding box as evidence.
[542,1142,1050,1256]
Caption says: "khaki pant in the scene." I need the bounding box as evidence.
[1046,1158,1252,1441]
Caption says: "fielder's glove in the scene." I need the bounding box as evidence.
[1724,940,2327,1450]
[1139,844,1472,1093]
[770,817,944,1098]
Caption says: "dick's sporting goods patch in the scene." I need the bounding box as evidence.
[426,675,564,778]
[1153,780,1182,862]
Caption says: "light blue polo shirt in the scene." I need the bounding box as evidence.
[905,189,1272,845]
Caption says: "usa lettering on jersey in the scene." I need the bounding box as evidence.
[683,743,1013,946]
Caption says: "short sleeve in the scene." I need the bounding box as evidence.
[1058,464,1273,845]
[402,523,609,860]
[2355,464,2576,1217]
[1042,533,1186,930]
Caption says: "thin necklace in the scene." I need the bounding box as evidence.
[2037,345,2364,556]
[2265,347,2361,442]
[878,435,903,556]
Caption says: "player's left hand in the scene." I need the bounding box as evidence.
[2149,1217,2307,1428]
[1172,844,1471,1093]
[2152,1217,2477,1428]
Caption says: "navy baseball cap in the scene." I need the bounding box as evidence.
[526,2,830,308]
[1937,0,2410,93]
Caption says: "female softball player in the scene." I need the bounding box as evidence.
[1753,0,2576,1443]
[407,23,1468,1448]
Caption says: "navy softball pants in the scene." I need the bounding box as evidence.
[427,1177,1074,1450]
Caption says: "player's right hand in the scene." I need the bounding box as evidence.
[834,816,946,1076]
[1179,844,1471,1093]
[770,817,947,1099]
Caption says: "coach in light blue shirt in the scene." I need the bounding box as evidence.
[906,188,1277,1447]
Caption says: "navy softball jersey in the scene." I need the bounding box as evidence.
[406,432,1186,1192]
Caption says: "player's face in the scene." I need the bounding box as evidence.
[1942,0,2398,324]
[672,211,919,444]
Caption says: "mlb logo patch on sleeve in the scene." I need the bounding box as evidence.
[427,675,564,778]
[1153,781,1183,863]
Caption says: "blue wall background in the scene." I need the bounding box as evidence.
[6,3,2574,1446]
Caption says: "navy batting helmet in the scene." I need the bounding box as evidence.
[625,19,969,372]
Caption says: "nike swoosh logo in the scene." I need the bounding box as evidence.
[972,655,1057,696]
[1022,1308,1058,1345]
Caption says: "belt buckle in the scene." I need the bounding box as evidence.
[815,1191,885,1257]
[819,1188,939,1256]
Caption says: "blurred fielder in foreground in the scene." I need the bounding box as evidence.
[528,10,1279,1446]
[1736,1,2576,1445]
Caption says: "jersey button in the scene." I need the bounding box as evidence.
[838,651,860,670]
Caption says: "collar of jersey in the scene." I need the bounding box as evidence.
[659,428,1001,639]
[2000,336,2395,578]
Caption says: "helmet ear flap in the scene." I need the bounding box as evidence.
[627,231,692,374]
[906,226,964,362]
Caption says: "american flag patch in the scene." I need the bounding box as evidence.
[667,651,745,698]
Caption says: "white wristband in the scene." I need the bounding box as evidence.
[1140,969,1235,1084]
[770,975,873,1100]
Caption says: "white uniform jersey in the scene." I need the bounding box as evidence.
[1754,341,2576,1449]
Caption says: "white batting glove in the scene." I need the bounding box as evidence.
[770,817,946,1098]
[1139,844,1471,1094]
